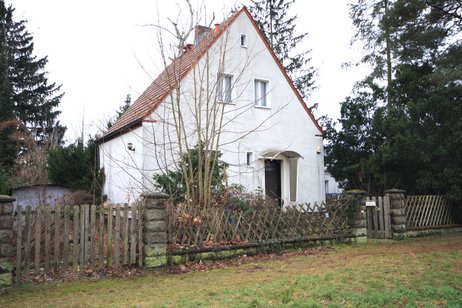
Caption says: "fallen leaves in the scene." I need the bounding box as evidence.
[21,265,144,284]
[168,246,333,274]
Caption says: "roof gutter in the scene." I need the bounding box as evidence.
[95,118,143,145]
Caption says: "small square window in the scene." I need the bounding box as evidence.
[246,152,253,166]
[240,33,247,47]
[217,74,233,103]
[254,79,269,107]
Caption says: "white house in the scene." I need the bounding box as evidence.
[97,7,325,206]
[324,171,343,199]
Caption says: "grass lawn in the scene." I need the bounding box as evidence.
[2,233,462,307]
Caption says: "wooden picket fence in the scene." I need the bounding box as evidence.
[365,195,392,239]
[405,195,460,230]
[13,203,143,283]
[167,196,354,249]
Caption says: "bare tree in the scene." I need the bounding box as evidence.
[100,1,292,207]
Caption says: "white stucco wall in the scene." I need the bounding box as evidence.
[324,172,343,196]
[99,126,153,204]
[100,11,325,205]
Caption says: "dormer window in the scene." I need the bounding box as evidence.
[240,33,247,47]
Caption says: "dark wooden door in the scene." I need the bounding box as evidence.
[265,159,282,207]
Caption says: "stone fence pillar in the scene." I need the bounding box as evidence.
[142,192,168,269]
[385,189,407,239]
[345,190,367,243]
[0,195,15,288]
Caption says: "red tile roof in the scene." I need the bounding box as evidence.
[100,7,322,142]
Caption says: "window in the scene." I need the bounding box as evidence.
[246,152,253,166]
[218,74,233,103]
[254,79,269,107]
[240,33,247,47]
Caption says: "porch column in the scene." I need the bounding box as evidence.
[288,158,299,202]
[0,195,14,288]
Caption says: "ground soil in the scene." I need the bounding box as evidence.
[18,233,462,284]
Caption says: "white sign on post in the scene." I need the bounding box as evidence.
[366,201,376,207]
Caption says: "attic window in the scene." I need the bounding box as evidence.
[240,33,247,47]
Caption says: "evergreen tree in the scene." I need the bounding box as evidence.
[248,0,316,99]
[0,2,16,171]
[349,0,396,102]
[107,94,131,129]
[326,0,462,201]
[153,144,228,205]
[0,1,65,156]
[48,137,105,198]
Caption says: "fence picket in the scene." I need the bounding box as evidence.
[90,205,96,266]
[107,204,113,266]
[383,195,392,238]
[420,196,430,227]
[79,205,86,273]
[24,206,31,275]
[123,205,129,265]
[84,204,90,265]
[114,205,121,267]
[44,206,51,273]
[63,205,70,270]
[34,206,42,272]
[73,205,79,269]
[441,196,452,225]
[130,204,136,264]
[432,196,443,226]
[54,206,61,269]
[15,205,23,283]
[98,207,105,267]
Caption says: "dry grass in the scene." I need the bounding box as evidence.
[2,233,462,307]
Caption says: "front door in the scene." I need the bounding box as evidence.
[265,159,282,207]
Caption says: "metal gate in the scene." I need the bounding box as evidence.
[366,195,392,238]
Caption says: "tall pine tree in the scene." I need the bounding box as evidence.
[248,0,316,99]
[0,2,16,172]
[0,1,66,188]
[326,0,462,201]
[5,2,65,145]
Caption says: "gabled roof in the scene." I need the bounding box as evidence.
[99,7,322,143]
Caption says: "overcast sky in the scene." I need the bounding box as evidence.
[12,0,368,143]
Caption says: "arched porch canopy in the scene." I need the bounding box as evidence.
[258,150,303,202]
[258,150,303,160]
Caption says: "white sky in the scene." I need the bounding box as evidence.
[12,0,368,143]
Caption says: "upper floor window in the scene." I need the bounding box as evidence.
[254,79,269,107]
[218,74,233,103]
[240,33,247,47]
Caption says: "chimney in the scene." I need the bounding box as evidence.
[214,23,220,34]
[194,25,211,44]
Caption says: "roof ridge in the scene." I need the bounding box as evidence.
[99,6,322,143]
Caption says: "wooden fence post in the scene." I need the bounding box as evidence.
[142,193,168,269]
[344,190,367,243]
[0,195,15,288]
[385,189,407,240]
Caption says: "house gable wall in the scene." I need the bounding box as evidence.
[100,10,325,204]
